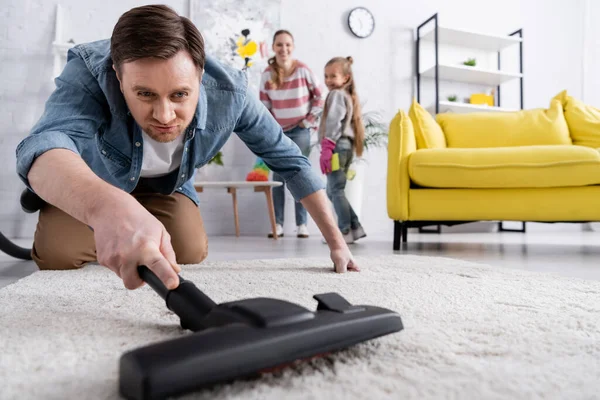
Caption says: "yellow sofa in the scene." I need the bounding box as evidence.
[387,90,600,249]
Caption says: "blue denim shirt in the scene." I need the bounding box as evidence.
[16,39,324,205]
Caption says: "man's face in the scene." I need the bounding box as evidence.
[116,50,201,143]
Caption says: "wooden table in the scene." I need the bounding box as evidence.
[194,181,283,239]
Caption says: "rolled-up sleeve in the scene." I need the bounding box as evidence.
[16,132,80,188]
[15,50,107,190]
[234,82,325,201]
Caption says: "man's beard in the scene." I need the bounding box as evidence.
[143,124,186,143]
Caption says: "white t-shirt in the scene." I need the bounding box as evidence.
[140,130,185,178]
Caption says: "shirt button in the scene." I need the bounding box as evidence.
[101,150,107,155]
[184,148,188,152]
[181,174,185,178]
[135,142,141,147]
[130,177,135,181]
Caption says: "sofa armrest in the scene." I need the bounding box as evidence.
[387,110,416,221]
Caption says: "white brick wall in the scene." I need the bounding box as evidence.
[0,0,590,240]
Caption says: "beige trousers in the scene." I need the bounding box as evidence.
[31,188,208,270]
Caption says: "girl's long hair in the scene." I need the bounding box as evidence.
[322,56,364,157]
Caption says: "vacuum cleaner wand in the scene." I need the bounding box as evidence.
[137,266,216,331]
[120,266,404,400]
[137,265,170,299]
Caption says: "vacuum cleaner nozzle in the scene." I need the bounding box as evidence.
[119,266,403,400]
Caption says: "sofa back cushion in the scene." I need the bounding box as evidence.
[553,90,600,148]
[435,99,572,148]
[408,98,447,149]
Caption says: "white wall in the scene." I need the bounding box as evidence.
[0,0,591,240]
[582,0,600,107]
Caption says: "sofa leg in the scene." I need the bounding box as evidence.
[498,221,526,233]
[393,221,402,250]
[402,223,408,243]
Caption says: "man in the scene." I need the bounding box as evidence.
[15,4,359,291]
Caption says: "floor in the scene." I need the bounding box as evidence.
[2,228,599,289]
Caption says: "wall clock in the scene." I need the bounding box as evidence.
[348,7,375,38]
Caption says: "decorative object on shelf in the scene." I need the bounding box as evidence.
[246,157,270,181]
[470,93,494,106]
[347,7,375,38]
[447,95,458,102]
[463,58,477,67]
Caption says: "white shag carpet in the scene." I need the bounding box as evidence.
[1,255,599,400]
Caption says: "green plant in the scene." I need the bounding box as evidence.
[447,95,458,102]
[361,110,388,151]
[208,151,224,166]
[463,58,476,67]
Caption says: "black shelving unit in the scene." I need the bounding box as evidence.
[414,13,526,235]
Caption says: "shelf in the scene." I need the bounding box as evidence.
[421,64,522,86]
[436,101,518,114]
[421,26,521,52]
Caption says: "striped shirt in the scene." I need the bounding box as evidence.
[259,61,324,131]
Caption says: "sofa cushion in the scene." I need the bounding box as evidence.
[435,99,572,148]
[408,145,600,188]
[408,98,447,149]
[553,90,600,149]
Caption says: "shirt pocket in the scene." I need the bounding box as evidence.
[96,134,131,175]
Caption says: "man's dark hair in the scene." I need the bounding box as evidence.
[111,4,205,74]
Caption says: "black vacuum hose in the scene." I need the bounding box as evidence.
[0,189,43,260]
[0,231,32,260]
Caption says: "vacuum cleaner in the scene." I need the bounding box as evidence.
[1,190,405,400]
[0,189,45,260]
[120,266,403,400]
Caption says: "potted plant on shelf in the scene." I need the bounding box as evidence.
[463,58,476,67]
